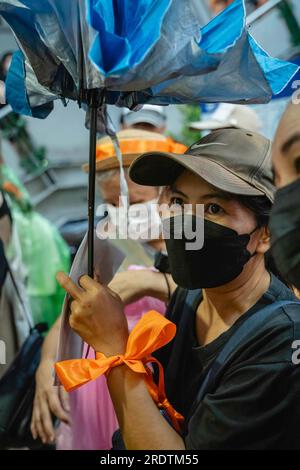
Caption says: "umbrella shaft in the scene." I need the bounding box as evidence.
[88,102,98,278]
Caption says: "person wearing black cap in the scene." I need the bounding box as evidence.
[57,128,300,450]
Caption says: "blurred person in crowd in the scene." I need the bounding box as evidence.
[0,190,32,378]
[209,0,233,14]
[0,51,12,107]
[0,81,5,106]
[58,128,300,450]
[120,105,167,134]
[0,135,32,371]
[270,101,300,293]
[31,129,185,449]
[189,103,262,135]
[0,52,12,81]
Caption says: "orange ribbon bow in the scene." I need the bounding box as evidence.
[55,310,184,432]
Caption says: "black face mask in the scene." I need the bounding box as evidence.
[163,214,257,290]
[269,179,300,291]
[0,239,8,291]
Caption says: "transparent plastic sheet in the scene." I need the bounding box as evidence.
[0,163,32,213]
[55,234,125,368]
[12,210,71,328]
[0,164,70,328]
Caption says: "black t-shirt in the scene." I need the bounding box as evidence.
[154,275,300,449]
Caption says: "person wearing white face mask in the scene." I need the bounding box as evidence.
[88,128,186,267]
[104,198,162,245]
[31,128,187,450]
[93,137,162,262]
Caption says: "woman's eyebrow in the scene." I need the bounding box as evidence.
[169,184,188,198]
[169,185,232,201]
[281,133,300,155]
[201,192,232,201]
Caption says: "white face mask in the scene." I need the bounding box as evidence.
[105,198,161,243]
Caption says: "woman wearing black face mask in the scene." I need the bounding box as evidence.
[129,128,300,450]
[55,128,300,451]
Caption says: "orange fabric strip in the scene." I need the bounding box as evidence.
[96,137,187,162]
[55,310,184,432]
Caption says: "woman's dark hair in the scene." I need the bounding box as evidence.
[238,194,272,228]
[237,194,288,285]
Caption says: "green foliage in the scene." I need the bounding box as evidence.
[0,112,48,174]
[169,104,201,147]
[278,1,300,48]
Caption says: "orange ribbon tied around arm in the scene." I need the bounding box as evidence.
[55,310,184,432]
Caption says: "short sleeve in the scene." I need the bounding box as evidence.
[185,361,298,450]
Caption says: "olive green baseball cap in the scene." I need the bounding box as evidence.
[129,127,275,202]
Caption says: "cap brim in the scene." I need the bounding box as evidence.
[82,153,138,173]
[189,120,233,131]
[129,151,264,197]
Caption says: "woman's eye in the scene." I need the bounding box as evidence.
[206,203,223,215]
[169,196,184,207]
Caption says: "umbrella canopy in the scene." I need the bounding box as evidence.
[0,0,298,116]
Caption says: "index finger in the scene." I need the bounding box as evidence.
[79,274,102,291]
[56,272,83,300]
